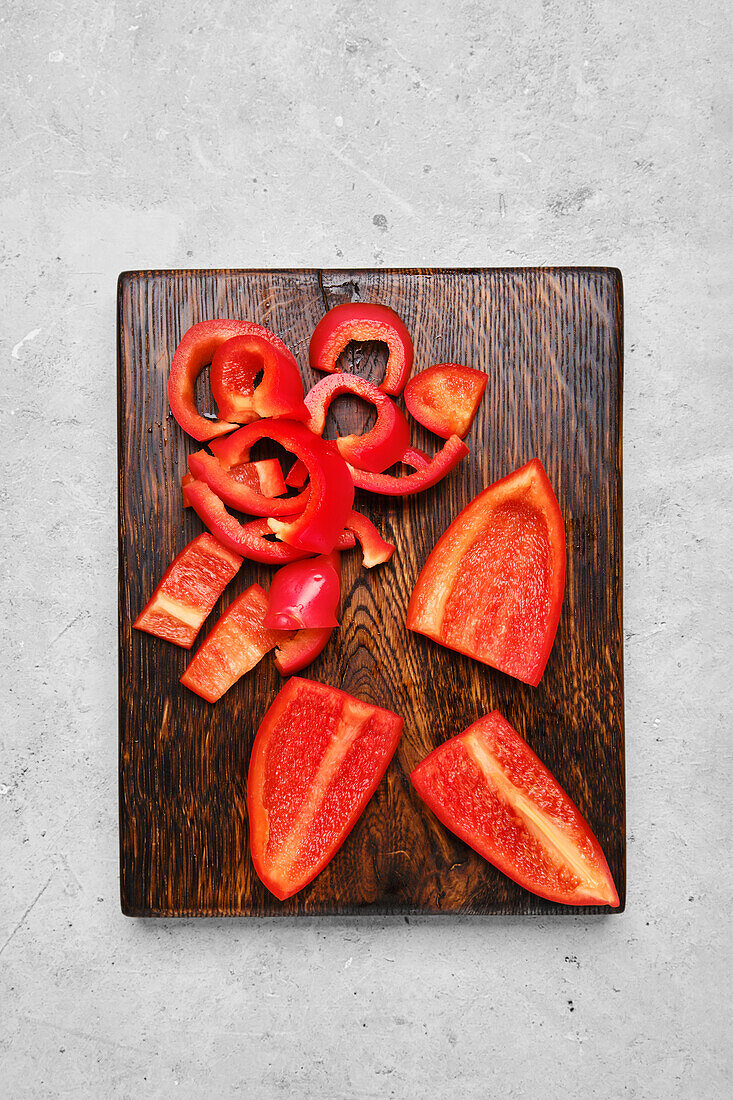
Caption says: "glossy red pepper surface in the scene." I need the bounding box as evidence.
[180,584,282,702]
[347,434,468,495]
[133,533,241,648]
[411,711,619,907]
[308,303,414,395]
[182,480,355,563]
[304,374,410,473]
[272,554,342,673]
[210,334,308,423]
[247,677,403,899]
[167,319,296,441]
[345,510,395,567]
[404,364,487,439]
[265,552,341,630]
[407,459,566,686]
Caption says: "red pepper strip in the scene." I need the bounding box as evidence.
[308,303,414,395]
[210,334,308,424]
[401,446,430,470]
[133,533,241,648]
[285,459,309,488]
[346,434,468,495]
[168,319,297,441]
[304,374,411,473]
[265,552,341,630]
[404,364,488,439]
[248,677,404,899]
[407,459,566,686]
[188,449,308,517]
[182,459,285,508]
[345,510,395,567]
[411,711,619,907]
[182,479,355,563]
[180,584,282,702]
[273,554,342,674]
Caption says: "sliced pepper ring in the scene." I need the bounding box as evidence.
[347,434,468,496]
[304,374,411,473]
[210,334,308,424]
[308,303,414,395]
[168,319,298,442]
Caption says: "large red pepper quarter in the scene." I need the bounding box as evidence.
[407,459,566,686]
[309,303,414,395]
[411,711,619,907]
[167,319,298,441]
[247,677,404,899]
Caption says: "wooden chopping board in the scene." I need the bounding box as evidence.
[118,267,625,916]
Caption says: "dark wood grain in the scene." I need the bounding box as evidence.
[118,267,624,917]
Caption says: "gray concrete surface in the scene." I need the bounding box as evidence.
[2,1,731,1096]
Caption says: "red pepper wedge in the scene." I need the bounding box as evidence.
[309,303,414,395]
[180,584,282,702]
[407,459,566,686]
[133,533,241,648]
[265,552,341,630]
[247,677,404,899]
[411,711,619,907]
[182,479,356,563]
[304,374,410,473]
[346,434,468,495]
[210,334,308,424]
[182,459,285,507]
[167,319,297,441]
[404,363,487,439]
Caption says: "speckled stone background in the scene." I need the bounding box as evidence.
[2,1,731,1096]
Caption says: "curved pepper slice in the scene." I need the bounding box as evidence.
[210,334,308,424]
[182,459,286,508]
[304,374,410,473]
[309,303,414,395]
[182,479,355,563]
[168,319,297,441]
[411,711,619,907]
[188,448,307,517]
[248,677,404,899]
[265,552,341,630]
[345,510,395,567]
[181,584,281,702]
[407,459,566,686]
[404,364,488,439]
[133,533,241,648]
[347,434,468,496]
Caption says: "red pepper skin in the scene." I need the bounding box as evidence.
[345,509,395,567]
[133,533,241,648]
[404,364,488,439]
[407,459,566,686]
[274,626,333,676]
[182,480,355,563]
[168,319,296,441]
[180,584,282,702]
[411,712,619,907]
[210,334,308,424]
[304,374,410,473]
[188,448,308,517]
[347,434,468,495]
[265,552,341,630]
[308,303,414,395]
[285,459,309,489]
[247,677,404,899]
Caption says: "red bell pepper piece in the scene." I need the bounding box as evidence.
[346,434,468,495]
[182,459,286,508]
[345,509,395,567]
[407,459,566,686]
[180,584,282,702]
[411,711,619,907]
[167,319,297,441]
[404,363,487,439]
[264,552,341,630]
[182,480,356,563]
[247,677,403,899]
[272,554,342,673]
[285,458,309,489]
[204,419,355,553]
[188,449,307,518]
[309,303,414,395]
[209,334,308,423]
[304,374,410,473]
[133,533,241,648]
